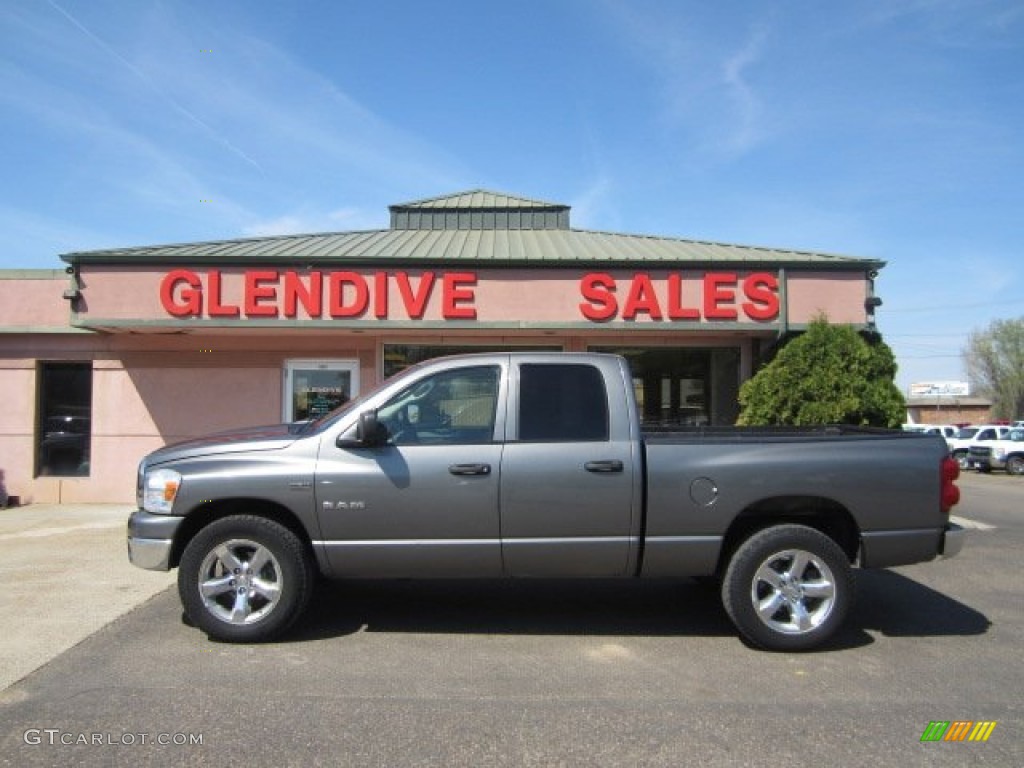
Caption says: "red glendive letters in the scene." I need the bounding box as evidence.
[160,269,478,320]
[159,269,780,322]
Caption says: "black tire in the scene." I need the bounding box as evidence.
[953,450,969,470]
[178,515,315,642]
[1006,456,1024,476]
[721,524,854,651]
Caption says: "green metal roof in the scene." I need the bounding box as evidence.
[390,189,566,211]
[390,189,570,231]
[61,189,883,270]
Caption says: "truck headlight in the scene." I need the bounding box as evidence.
[143,469,181,514]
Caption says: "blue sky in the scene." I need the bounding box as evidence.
[2,0,1022,391]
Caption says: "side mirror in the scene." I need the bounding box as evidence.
[355,410,389,447]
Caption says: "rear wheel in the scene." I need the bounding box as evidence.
[722,524,853,651]
[178,515,315,642]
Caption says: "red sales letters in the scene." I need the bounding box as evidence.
[159,269,780,323]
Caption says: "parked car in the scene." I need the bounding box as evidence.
[903,424,958,448]
[949,425,1012,469]
[967,428,1024,475]
[127,352,963,651]
[39,414,90,475]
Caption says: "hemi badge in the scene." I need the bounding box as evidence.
[288,481,312,490]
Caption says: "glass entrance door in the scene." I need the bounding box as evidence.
[283,360,359,422]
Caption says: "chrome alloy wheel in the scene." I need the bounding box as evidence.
[197,538,283,625]
[750,548,837,635]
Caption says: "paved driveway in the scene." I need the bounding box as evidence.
[1,475,1021,766]
[0,504,174,691]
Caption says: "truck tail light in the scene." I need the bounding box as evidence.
[940,456,960,514]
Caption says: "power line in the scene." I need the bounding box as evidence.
[883,299,1023,314]
[886,332,970,339]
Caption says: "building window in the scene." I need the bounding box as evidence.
[283,360,359,422]
[37,362,92,477]
[383,344,561,378]
[591,347,741,427]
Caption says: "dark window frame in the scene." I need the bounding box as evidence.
[36,361,93,477]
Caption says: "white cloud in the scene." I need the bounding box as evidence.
[0,0,473,266]
[718,24,770,155]
[597,3,774,160]
[860,0,1024,47]
[45,0,264,173]
[0,204,116,266]
[241,207,385,238]
[569,177,615,231]
[121,10,471,191]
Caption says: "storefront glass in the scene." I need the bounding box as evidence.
[37,362,92,476]
[284,360,359,422]
[590,347,741,427]
[382,344,561,378]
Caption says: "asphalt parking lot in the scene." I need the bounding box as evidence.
[1,473,1021,767]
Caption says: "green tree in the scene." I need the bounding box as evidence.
[963,317,1024,421]
[737,316,906,427]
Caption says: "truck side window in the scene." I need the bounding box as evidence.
[378,365,500,446]
[518,364,609,442]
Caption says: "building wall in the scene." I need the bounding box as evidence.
[0,271,71,329]
[0,264,871,504]
[1,330,377,504]
[1,325,755,504]
[908,402,993,426]
[70,264,866,328]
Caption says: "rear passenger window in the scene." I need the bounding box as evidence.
[518,364,609,442]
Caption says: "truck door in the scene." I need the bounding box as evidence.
[499,361,640,577]
[315,364,505,577]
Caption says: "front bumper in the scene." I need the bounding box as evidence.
[126,509,185,571]
[939,522,966,559]
[966,458,996,471]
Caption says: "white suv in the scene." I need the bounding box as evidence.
[967,428,1024,475]
[903,424,959,449]
[950,425,1013,469]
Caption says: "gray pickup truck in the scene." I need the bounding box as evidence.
[128,352,964,651]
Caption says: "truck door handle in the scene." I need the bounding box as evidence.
[585,460,624,473]
[448,463,492,476]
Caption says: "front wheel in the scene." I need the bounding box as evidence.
[722,524,854,651]
[1006,456,1024,476]
[178,515,315,642]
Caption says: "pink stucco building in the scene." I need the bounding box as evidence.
[0,190,883,504]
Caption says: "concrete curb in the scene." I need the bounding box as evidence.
[0,504,175,691]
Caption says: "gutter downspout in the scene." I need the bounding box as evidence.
[777,267,789,341]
